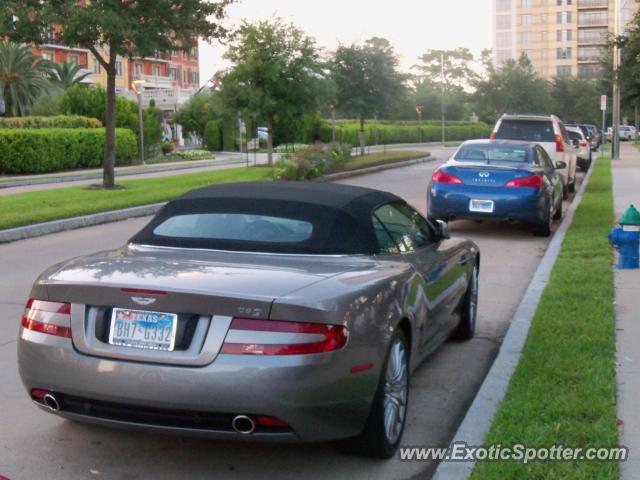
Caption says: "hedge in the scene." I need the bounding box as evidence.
[222,119,236,151]
[317,122,492,145]
[0,115,102,129]
[204,119,223,151]
[0,128,138,174]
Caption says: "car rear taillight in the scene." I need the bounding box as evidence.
[432,169,463,185]
[490,132,497,140]
[555,134,564,153]
[21,299,72,338]
[221,318,348,355]
[580,141,588,148]
[505,175,543,188]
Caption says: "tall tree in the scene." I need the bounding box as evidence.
[0,0,232,188]
[473,53,550,124]
[414,48,477,91]
[0,41,51,116]
[550,76,600,124]
[220,19,323,165]
[48,61,92,90]
[332,37,407,155]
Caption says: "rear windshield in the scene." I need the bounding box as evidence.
[454,144,530,163]
[153,214,313,243]
[567,130,582,141]
[496,120,555,142]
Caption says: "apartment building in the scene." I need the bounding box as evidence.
[493,0,638,79]
[32,38,200,112]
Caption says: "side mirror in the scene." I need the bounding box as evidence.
[555,160,567,170]
[436,219,450,240]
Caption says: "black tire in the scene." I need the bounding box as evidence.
[553,196,563,221]
[337,330,409,459]
[562,182,569,200]
[534,204,552,237]
[568,177,576,193]
[452,265,478,340]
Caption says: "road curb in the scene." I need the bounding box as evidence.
[0,158,244,189]
[433,163,597,480]
[0,156,436,244]
[0,203,166,243]
[320,155,434,181]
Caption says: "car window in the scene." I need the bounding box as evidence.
[496,119,555,142]
[373,203,433,253]
[372,216,400,254]
[567,130,582,141]
[454,144,530,163]
[153,213,313,243]
[536,146,554,171]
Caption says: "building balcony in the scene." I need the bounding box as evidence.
[41,37,90,52]
[577,0,608,9]
[132,73,173,89]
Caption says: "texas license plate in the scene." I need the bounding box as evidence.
[469,199,495,213]
[109,308,178,351]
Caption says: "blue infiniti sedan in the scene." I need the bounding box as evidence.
[427,140,564,236]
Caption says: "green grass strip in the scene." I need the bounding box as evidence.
[0,167,273,230]
[471,156,618,479]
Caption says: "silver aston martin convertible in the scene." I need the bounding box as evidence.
[18,181,480,458]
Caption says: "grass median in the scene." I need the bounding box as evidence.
[335,150,428,172]
[472,156,618,479]
[0,167,273,230]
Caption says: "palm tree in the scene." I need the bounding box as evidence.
[0,41,52,117]
[48,61,92,90]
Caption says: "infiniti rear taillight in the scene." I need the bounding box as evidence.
[490,132,497,140]
[21,299,72,338]
[221,318,348,355]
[432,169,463,185]
[555,134,564,153]
[505,175,543,188]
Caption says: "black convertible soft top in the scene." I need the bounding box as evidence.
[131,181,404,255]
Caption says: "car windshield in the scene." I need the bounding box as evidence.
[496,120,555,142]
[153,213,313,243]
[567,130,582,141]
[454,144,530,163]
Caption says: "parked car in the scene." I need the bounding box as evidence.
[566,126,592,171]
[427,140,564,236]
[491,113,576,200]
[607,125,637,142]
[18,181,480,459]
[567,123,599,151]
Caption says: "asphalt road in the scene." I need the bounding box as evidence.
[0,152,583,480]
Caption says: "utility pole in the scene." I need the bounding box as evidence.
[441,52,446,146]
[416,105,423,143]
[612,0,623,160]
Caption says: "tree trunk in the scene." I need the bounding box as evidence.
[103,55,117,188]
[359,115,365,156]
[267,118,273,166]
[635,104,639,137]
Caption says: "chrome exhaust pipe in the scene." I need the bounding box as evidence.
[232,415,256,435]
[43,393,60,412]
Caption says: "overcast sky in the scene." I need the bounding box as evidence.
[198,0,492,85]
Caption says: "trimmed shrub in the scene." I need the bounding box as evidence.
[204,119,223,151]
[143,107,164,157]
[317,121,492,145]
[0,128,138,174]
[0,115,102,129]
[274,143,351,180]
[222,119,236,151]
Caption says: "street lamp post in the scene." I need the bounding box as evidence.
[131,80,146,166]
[329,103,336,143]
[415,105,423,143]
[440,52,446,146]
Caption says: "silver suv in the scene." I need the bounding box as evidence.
[491,114,577,199]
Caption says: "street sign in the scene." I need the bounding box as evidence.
[601,95,608,111]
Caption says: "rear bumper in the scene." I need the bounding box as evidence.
[427,184,545,223]
[18,328,380,443]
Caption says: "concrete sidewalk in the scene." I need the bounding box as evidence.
[613,143,640,479]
